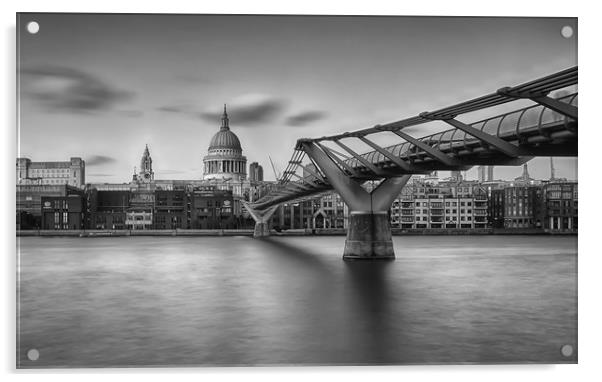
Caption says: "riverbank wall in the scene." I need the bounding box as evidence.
[17,228,577,237]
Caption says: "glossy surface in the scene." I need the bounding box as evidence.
[17,235,577,367]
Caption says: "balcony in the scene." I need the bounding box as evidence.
[430,209,444,216]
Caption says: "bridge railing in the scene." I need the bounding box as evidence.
[344,92,577,169]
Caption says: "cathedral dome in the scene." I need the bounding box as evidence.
[209,129,242,151]
[202,104,247,182]
[207,104,242,152]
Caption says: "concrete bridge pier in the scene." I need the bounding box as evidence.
[244,203,278,238]
[344,211,395,260]
[302,142,411,260]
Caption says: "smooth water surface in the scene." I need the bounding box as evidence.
[17,235,577,367]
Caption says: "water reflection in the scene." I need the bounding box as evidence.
[342,261,398,364]
[17,235,577,367]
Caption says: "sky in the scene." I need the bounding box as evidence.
[17,14,577,182]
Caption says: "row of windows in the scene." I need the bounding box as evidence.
[405,216,475,221]
[412,209,474,215]
[413,201,474,207]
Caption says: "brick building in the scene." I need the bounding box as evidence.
[40,193,86,230]
[542,182,577,232]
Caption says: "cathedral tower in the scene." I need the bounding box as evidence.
[138,144,154,183]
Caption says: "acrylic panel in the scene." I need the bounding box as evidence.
[16,13,578,368]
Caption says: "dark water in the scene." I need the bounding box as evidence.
[17,235,577,367]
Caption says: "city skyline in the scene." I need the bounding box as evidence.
[18,14,577,182]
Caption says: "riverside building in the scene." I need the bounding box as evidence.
[16,157,85,188]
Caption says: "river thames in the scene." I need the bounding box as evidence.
[17,235,577,367]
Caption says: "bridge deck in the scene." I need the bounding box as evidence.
[251,67,578,211]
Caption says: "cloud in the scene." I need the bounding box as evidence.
[157,105,186,113]
[20,65,134,114]
[85,155,117,166]
[286,110,328,127]
[155,104,201,119]
[199,95,287,126]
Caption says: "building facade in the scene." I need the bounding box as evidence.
[391,177,488,229]
[542,182,577,232]
[187,186,235,229]
[503,185,543,229]
[488,189,505,228]
[17,157,85,188]
[88,190,130,230]
[17,184,84,229]
[40,194,86,230]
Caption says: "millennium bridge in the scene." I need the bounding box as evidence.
[244,66,578,260]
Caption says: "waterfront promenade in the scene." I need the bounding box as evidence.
[17,228,575,237]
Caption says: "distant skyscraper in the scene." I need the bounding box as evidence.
[479,166,494,182]
[249,162,264,182]
[550,157,556,180]
[478,166,486,182]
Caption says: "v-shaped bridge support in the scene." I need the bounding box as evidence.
[243,202,279,238]
[302,142,411,260]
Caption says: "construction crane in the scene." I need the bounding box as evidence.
[268,155,281,181]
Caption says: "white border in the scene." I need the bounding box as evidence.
[2,1,600,381]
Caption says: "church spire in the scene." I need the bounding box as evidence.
[139,144,154,182]
[221,104,230,131]
[522,163,530,180]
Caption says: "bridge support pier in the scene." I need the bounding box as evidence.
[243,203,278,238]
[302,142,411,260]
[344,211,394,260]
[253,221,271,238]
